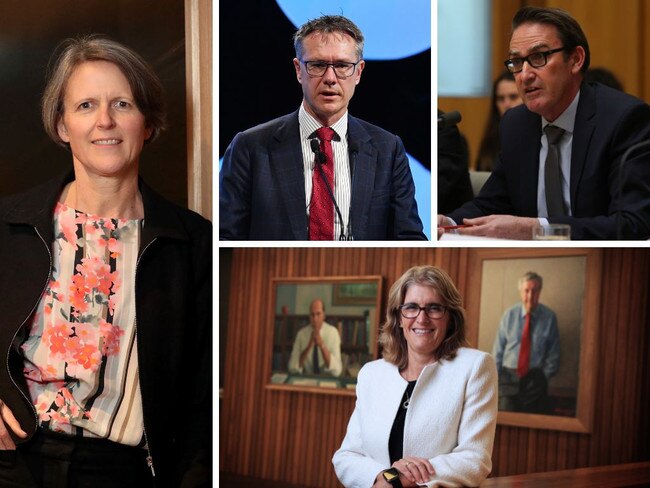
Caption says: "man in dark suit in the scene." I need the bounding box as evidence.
[220,15,426,241]
[438,6,650,240]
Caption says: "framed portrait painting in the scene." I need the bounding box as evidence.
[464,248,602,433]
[266,276,382,396]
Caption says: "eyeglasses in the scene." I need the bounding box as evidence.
[399,303,447,320]
[301,60,361,78]
[504,47,566,74]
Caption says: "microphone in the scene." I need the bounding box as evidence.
[310,138,347,240]
[347,141,360,241]
[616,139,650,239]
[438,110,462,128]
[310,138,326,165]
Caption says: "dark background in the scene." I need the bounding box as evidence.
[0,0,187,206]
[218,1,431,169]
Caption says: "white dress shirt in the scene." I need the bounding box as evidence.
[288,322,342,377]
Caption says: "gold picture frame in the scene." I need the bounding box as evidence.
[464,248,602,433]
[266,276,383,396]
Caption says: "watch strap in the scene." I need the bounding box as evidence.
[382,468,403,488]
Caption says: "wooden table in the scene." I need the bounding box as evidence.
[481,462,650,487]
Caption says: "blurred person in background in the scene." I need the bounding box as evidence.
[475,71,523,171]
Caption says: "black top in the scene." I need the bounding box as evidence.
[388,380,417,464]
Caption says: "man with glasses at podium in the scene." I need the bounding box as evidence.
[220,15,426,241]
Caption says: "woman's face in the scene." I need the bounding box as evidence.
[57,60,152,179]
[495,79,522,117]
[400,284,450,360]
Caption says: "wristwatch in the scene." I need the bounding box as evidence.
[381,468,403,488]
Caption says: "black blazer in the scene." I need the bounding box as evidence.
[448,82,650,239]
[0,173,212,486]
[219,110,426,240]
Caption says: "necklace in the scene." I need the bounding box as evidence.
[402,380,417,409]
[402,391,411,409]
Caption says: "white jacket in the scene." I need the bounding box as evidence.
[332,348,498,488]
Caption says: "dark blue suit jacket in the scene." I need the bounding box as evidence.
[449,82,650,239]
[219,110,426,240]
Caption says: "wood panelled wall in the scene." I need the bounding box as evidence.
[439,0,650,169]
[219,248,650,487]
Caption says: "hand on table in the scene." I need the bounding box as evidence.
[459,215,539,240]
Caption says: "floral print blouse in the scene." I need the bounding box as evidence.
[20,202,145,445]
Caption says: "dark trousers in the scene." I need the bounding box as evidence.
[0,428,154,488]
[498,367,550,414]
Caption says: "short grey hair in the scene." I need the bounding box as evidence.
[518,271,543,290]
[293,15,364,61]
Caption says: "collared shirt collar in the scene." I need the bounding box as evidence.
[520,304,540,318]
[541,90,580,134]
[298,103,348,142]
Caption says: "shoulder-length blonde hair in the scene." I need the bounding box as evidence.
[379,265,468,370]
[42,35,166,147]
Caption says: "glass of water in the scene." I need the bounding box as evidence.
[533,224,571,240]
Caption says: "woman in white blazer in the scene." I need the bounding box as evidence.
[333,266,498,488]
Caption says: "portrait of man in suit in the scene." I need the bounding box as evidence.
[220,14,426,241]
[438,6,650,240]
[476,256,584,418]
[491,272,560,414]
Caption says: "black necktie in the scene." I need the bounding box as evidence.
[312,345,320,374]
[544,125,566,217]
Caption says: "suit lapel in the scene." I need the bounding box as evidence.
[570,83,596,212]
[269,112,308,239]
[347,117,376,240]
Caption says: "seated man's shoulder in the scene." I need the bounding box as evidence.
[502,303,522,317]
[535,302,557,317]
[498,104,540,141]
[323,321,339,332]
[591,81,647,110]
[586,83,650,133]
[297,324,313,334]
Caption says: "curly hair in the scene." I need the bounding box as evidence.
[379,266,468,370]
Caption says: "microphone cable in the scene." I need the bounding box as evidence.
[310,138,348,240]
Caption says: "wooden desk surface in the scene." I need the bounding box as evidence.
[481,462,650,487]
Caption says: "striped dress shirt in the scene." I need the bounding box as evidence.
[299,104,352,240]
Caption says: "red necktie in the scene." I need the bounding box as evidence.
[517,313,531,378]
[309,127,335,240]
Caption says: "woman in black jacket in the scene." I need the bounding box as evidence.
[0,35,211,487]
